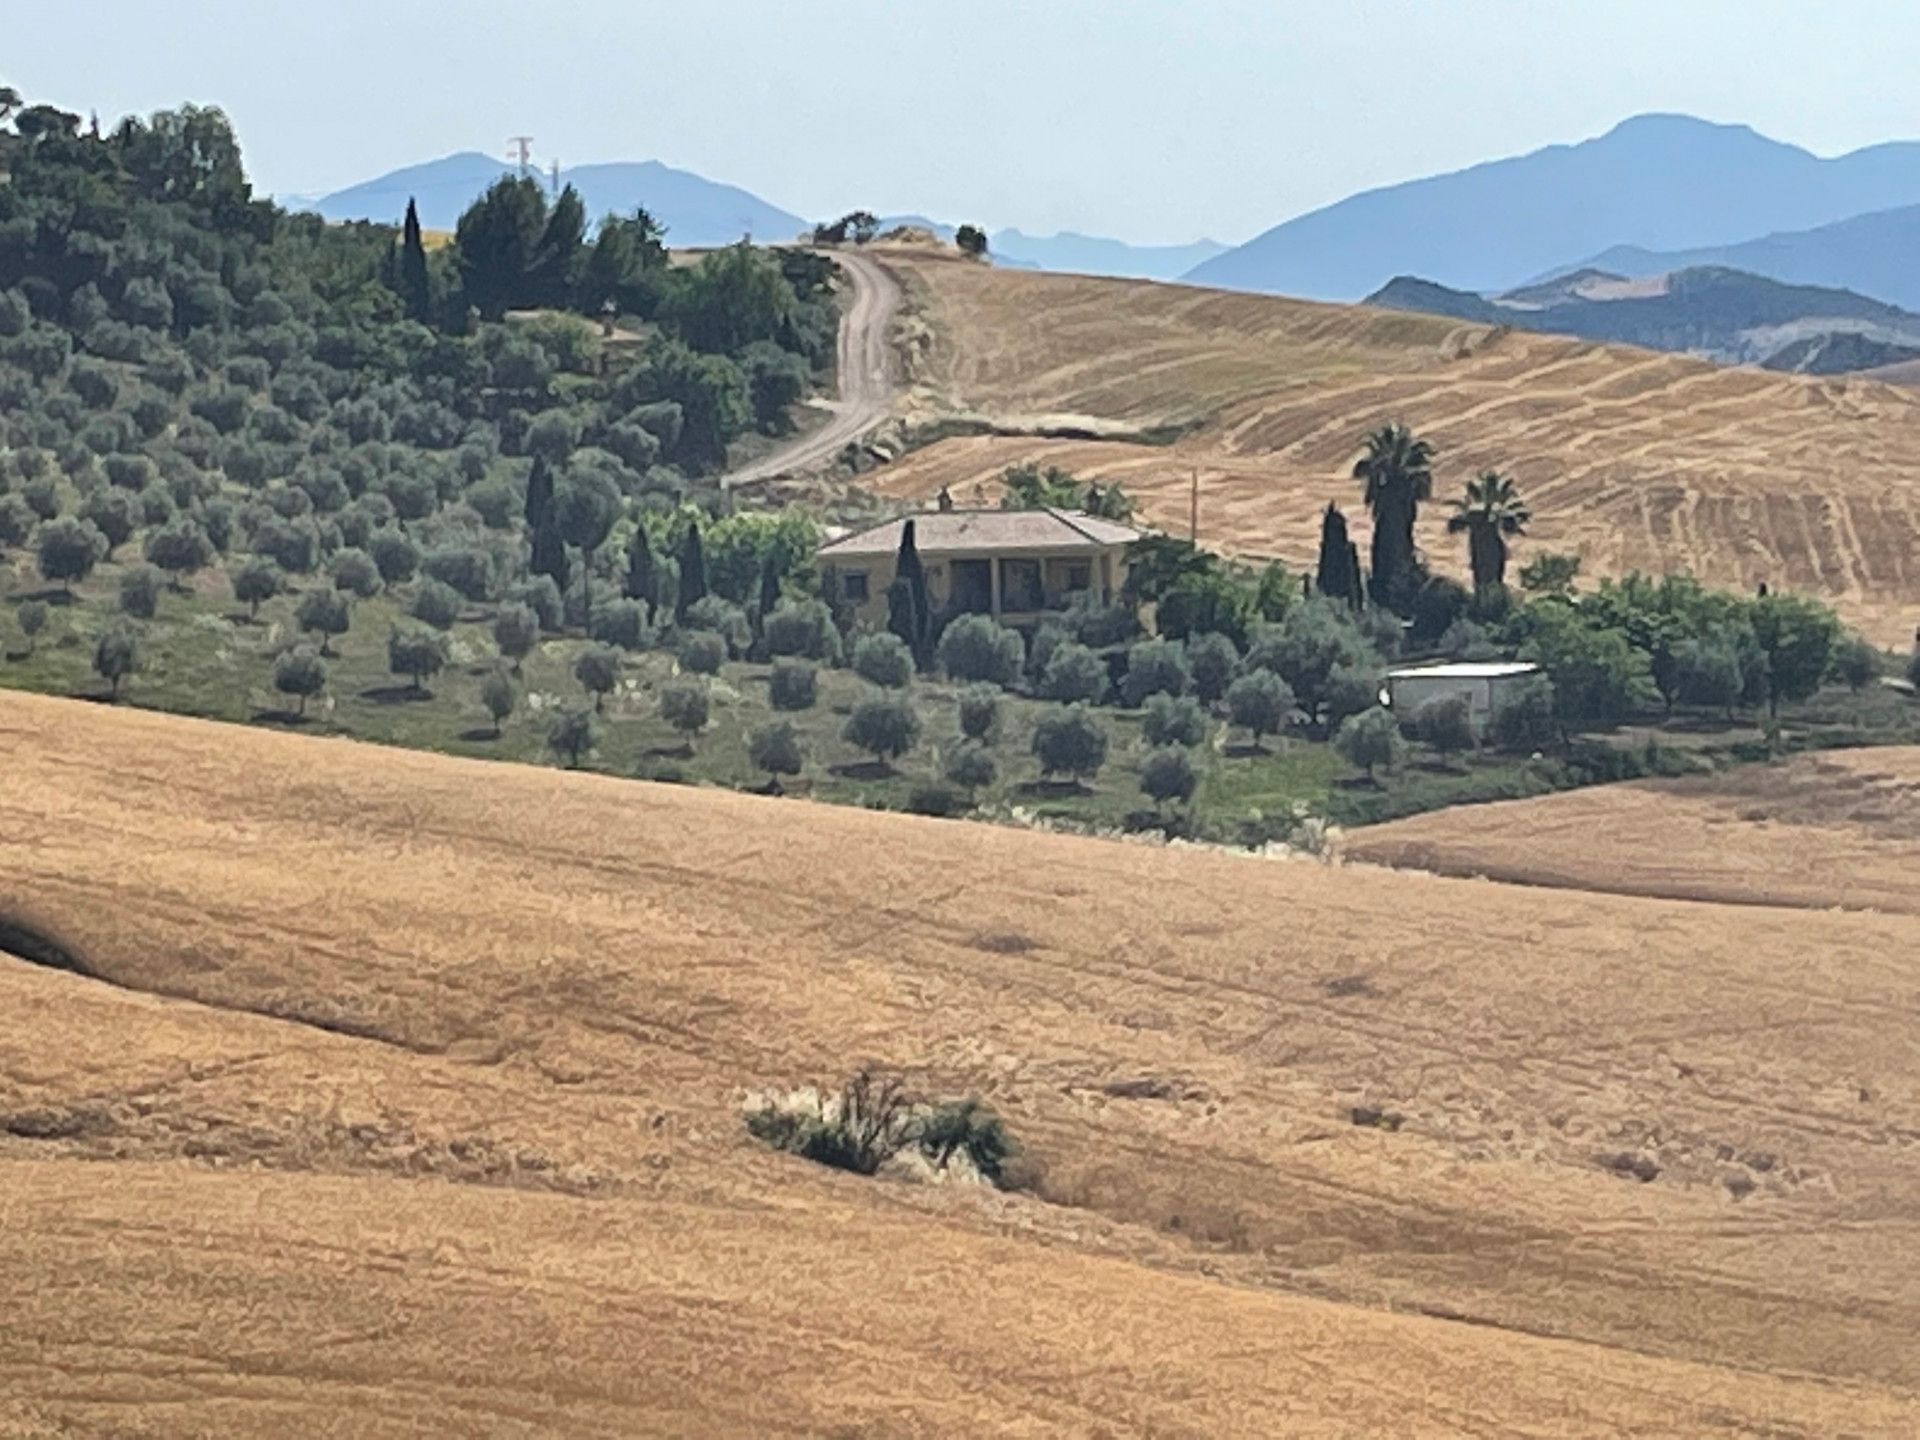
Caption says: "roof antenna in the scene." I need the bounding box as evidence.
[507,136,534,176]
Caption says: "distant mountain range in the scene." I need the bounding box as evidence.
[297,156,1222,279]
[1366,266,1920,374]
[1187,115,1920,301]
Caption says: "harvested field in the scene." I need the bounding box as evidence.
[3,690,1920,1434]
[875,252,1920,644]
[1347,746,1920,914]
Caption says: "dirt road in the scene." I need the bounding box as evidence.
[725,250,903,486]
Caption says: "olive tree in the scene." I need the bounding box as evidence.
[1409,693,1475,766]
[853,631,915,689]
[748,719,806,792]
[957,685,1000,742]
[768,658,818,711]
[387,622,450,694]
[1142,694,1208,748]
[1224,670,1294,751]
[273,645,329,716]
[574,643,621,710]
[295,585,352,655]
[660,679,711,751]
[1121,638,1189,706]
[1031,706,1108,784]
[1040,641,1108,704]
[1140,746,1198,812]
[93,621,140,699]
[843,693,919,769]
[15,599,48,655]
[937,614,1023,686]
[547,704,596,768]
[679,629,726,676]
[480,667,517,735]
[35,516,107,593]
[143,518,215,589]
[118,564,163,620]
[1335,706,1407,782]
[232,555,283,619]
[492,601,540,671]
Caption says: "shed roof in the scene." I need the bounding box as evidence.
[1386,661,1542,681]
[817,508,1140,560]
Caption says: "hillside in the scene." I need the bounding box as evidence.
[309,151,810,245]
[1188,114,1920,299]
[872,252,1920,645]
[1366,265,1920,372]
[5,690,1920,1433]
[1562,201,1920,313]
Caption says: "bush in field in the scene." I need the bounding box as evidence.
[327,546,382,598]
[480,667,517,735]
[272,645,329,716]
[231,556,284,618]
[1140,745,1199,811]
[118,564,163,619]
[1224,669,1294,749]
[848,633,913,693]
[368,528,420,586]
[1832,634,1880,694]
[1142,693,1208,749]
[1409,692,1476,764]
[589,598,652,652]
[1335,706,1406,782]
[682,594,752,657]
[660,679,711,749]
[764,599,842,663]
[36,516,107,592]
[490,602,539,671]
[144,518,215,587]
[957,685,1000,742]
[574,643,622,709]
[749,720,806,790]
[768,657,819,711]
[411,578,463,630]
[504,574,563,632]
[295,585,352,655]
[421,543,494,603]
[1039,641,1107,704]
[944,741,997,795]
[937,614,1024,686]
[1489,674,1558,752]
[92,621,140,698]
[677,628,725,676]
[1121,638,1189,706]
[843,693,919,768]
[1031,705,1108,783]
[387,622,450,694]
[547,704,595,767]
[80,489,137,555]
[0,495,34,548]
[15,599,49,654]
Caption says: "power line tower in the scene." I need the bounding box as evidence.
[549,158,561,198]
[507,136,534,176]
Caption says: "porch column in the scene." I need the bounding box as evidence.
[989,558,1003,619]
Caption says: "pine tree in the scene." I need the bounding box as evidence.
[888,519,931,668]
[624,523,657,620]
[677,519,708,621]
[399,198,432,322]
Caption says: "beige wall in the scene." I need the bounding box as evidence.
[823,547,1131,628]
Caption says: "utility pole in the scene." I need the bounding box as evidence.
[549,158,561,198]
[507,136,534,176]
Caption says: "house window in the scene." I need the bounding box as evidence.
[1001,559,1045,612]
[1063,562,1092,593]
[842,570,869,602]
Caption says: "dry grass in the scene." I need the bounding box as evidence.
[3,689,1920,1434]
[873,253,1920,645]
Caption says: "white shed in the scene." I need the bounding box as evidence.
[1385,661,1542,735]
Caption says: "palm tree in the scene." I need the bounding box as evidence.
[1352,423,1435,611]
[1447,471,1530,591]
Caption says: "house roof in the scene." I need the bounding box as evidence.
[817,508,1141,561]
[1386,661,1541,681]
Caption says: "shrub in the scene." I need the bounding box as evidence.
[957,685,1000,742]
[466,478,519,530]
[411,578,463,630]
[144,518,215,586]
[744,1071,914,1177]
[748,720,806,788]
[1224,669,1294,748]
[589,597,652,652]
[80,489,137,554]
[250,515,320,574]
[1140,746,1199,810]
[103,452,156,491]
[421,543,494,603]
[1832,634,1880,693]
[15,599,49,653]
[0,495,34,548]
[852,631,914,689]
[1409,693,1476,762]
[387,622,450,693]
[682,594,752,656]
[1121,637,1189,706]
[547,705,596,767]
[1334,706,1406,781]
[295,585,352,654]
[1040,641,1107,704]
[231,556,283,618]
[35,516,107,591]
[328,547,382,598]
[493,602,541,669]
[843,693,919,766]
[92,621,140,698]
[905,780,969,817]
[22,476,61,521]
[660,679,711,747]
[679,629,726,675]
[273,645,329,716]
[1032,705,1108,782]
[480,668,517,734]
[574,643,622,709]
[1674,634,1744,714]
[1142,694,1208,748]
[916,1098,1016,1184]
[764,599,843,663]
[945,741,997,793]
[768,657,819,711]
[504,574,563,632]
[1489,674,1559,752]
[118,565,163,619]
[937,614,1024,686]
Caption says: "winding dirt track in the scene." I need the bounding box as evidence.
[3,691,1920,1433]
[724,250,903,487]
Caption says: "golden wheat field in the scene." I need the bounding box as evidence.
[873,252,1920,645]
[3,689,1920,1435]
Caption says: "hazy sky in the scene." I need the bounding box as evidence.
[13,0,1920,243]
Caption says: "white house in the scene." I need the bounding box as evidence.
[1384,660,1542,735]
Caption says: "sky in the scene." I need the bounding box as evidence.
[13,0,1920,244]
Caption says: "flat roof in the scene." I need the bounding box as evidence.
[817,508,1141,560]
[1386,661,1541,680]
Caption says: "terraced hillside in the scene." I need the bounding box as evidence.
[876,251,1920,645]
[3,690,1919,1433]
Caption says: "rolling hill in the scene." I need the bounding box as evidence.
[5,690,1920,1433]
[1366,265,1920,372]
[868,250,1920,644]
[1187,113,1920,300]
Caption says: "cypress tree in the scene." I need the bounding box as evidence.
[1346,541,1365,611]
[400,198,432,323]
[524,454,555,529]
[677,519,707,620]
[530,506,571,596]
[756,550,781,624]
[888,519,931,668]
[1314,503,1356,604]
[624,523,657,620]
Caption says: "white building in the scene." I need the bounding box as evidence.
[1384,661,1542,735]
